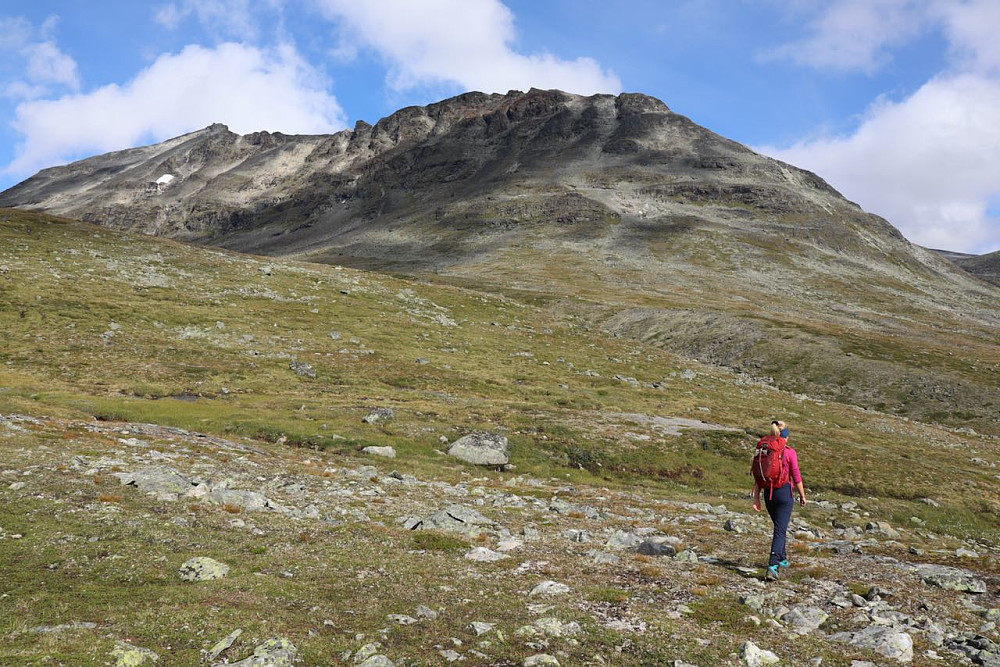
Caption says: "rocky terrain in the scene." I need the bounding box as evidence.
[5,409,1000,666]
[3,208,1000,665]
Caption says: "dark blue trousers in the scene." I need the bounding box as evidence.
[763,483,794,566]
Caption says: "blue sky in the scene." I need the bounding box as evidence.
[2,1,999,253]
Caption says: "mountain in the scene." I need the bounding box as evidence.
[3,89,1000,433]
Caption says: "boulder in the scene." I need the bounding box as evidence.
[865,521,900,538]
[289,361,316,378]
[530,581,571,597]
[112,643,159,666]
[524,655,560,666]
[605,530,643,550]
[363,407,395,424]
[464,547,508,562]
[913,564,987,594]
[637,540,677,557]
[224,638,296,667]
[114,467,192,499]
[362,446,396,458]
[412,505,495,535]
[206,629,242,663]
[179,557,230,582]
[741,640,779,666]
[447,432,509,466]
[782,605,829,635]
[830,626,913,663]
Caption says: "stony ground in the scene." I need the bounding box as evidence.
[4,411,1000,666]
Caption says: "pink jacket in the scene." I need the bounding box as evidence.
[784,446,802,485]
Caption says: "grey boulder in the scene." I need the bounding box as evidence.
[447,432,509,466]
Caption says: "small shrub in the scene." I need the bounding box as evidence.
[98,493,122,503]
[222,503,243,514]
[411,531,469,553]
[587,587,631,604]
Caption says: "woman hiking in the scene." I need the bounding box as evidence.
[751,420,806,580]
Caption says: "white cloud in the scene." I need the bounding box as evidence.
[759,73,1000,253]
[315,0,621,95]
[25,41,80,90]
[0,15,80,100]
[759,0,1000,253]
[154,0,261,40]
[935,0,1000,73]
[765,0,932,72]
[0,16,32,51]
[5,42,346,177]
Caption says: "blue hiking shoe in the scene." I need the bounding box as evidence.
[765,564,780,580]
[778,559,791,569]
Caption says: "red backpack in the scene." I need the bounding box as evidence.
[751,435,789,497]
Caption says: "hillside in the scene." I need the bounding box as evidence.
[3,90,1000,434]
[954,251,1000,288]
[3,209,1000,665]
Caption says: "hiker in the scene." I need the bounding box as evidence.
[751,420,806,580]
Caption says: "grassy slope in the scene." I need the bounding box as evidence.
[3,208,1000,664]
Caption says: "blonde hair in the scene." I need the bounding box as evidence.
[770,420,786,437]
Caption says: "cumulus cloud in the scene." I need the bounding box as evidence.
[759,73,1000,252]
[760,0,1000,253]
[154,0,261,40]
[765,0,932,72]
[6,42,346,177]
[0,15,80,100]
[315,0,621,95]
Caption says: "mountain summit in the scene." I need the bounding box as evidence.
[1,88,891,262]
[3,89,999,430]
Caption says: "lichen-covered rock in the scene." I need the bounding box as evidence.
[782,605,829,635]
[530,580,570,597]
[605,530,643,550]
[362,446,396,458]
[524,655,560,666]
[674,549,699,563]
[289,360,316,378]
[112,643,159,666]
[179,556,230,581]
[913,564,987,594]
[206,488,271,512]
[206,629,242,663]
[356,657,395,667]
[464,547,508,562]
[830,626,913,663]
[363,407,395,424]
[224,638,297,667]
[289,361,316,378]
[411,504,495,535]
[741,640,779,666]
[865,521,901,538]
[114,467,192,499]
[447,432,509,466]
